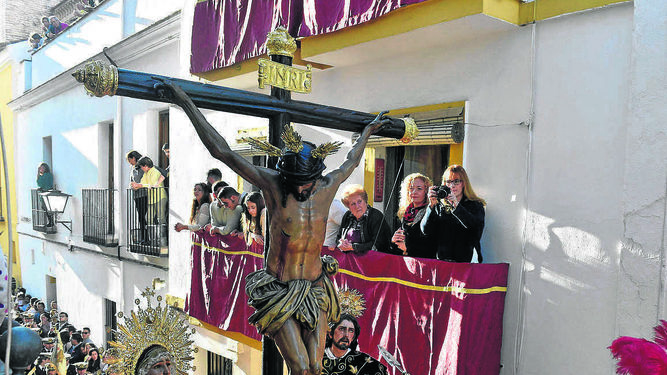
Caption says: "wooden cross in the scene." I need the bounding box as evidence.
[73,28,416,375]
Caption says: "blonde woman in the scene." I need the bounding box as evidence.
[391,173,437,258]
[422,165,486,262]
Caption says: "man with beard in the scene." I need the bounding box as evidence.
[322,314,388,375]
[156,78,389,375]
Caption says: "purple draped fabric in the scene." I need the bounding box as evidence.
[186,231,508,375]
[191,0,430,73]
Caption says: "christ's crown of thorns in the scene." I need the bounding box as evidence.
[242,124,343,159]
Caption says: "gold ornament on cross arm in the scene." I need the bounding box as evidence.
[72,60,118,97]
[400,117,419,144]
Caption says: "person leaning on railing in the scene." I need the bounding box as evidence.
[126,150,148,243]
[132,156,167,229]
[391,173,437,259]
[336,184,393,254]
[37,162,53,190]
[174,182,212,232]
[421,165,486,263]
[239,191,267,248]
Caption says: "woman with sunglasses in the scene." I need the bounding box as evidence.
[422,165,486,262]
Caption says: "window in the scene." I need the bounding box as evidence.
[365,103,465,229]
[104,299,117,345]
[158,111,169,170]
[207,351,233,375]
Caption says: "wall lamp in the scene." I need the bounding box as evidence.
[39,190,72,232]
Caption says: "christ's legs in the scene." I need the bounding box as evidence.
[274,317,310,375]
[303,310,328,374]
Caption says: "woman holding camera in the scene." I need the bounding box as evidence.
[421,165,486,262]
[391,173,437,258]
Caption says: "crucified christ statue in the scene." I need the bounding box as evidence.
[156,78,388,375]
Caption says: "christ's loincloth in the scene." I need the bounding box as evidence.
[245,255,341,337]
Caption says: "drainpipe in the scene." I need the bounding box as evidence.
[0,115,14,373]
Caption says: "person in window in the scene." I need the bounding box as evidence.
[391,173,437,258]
[37,162,53,190]
[132,157,167,237]
[336,184,392,254]
[37,162,55,226]
[174,182,211,232]
[422,165,486,262]
[239,192,266,250]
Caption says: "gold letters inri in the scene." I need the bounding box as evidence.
[258,58,312,94]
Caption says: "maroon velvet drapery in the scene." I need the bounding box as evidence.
[190,0,430,73]
[186,231,508,375]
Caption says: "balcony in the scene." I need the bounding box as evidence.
[126,188,168,256]
[82,188,118,247]
[31,189,56,234]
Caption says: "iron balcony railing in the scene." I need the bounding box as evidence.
[82,188,118,247]
[31,189,56,234]
[126,188,168,256]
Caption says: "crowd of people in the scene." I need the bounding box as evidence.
[11,289,111,375]
[331,164,485,262]
[177,162,485,263]
[28,0,102,52]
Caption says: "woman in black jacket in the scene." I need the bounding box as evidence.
[422,165,486,262]
[391,173,438,259]
[336,184,393,254]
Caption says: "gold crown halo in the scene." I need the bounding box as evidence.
[337,288,366,318]
[243,124,342,160]
[281,124,303,153]
[107,285,196,375]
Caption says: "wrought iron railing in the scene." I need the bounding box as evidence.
[126,188,168,256]
[31,189,56,234]
[82,188,118,247]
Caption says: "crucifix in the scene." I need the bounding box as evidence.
[73,28,417,375]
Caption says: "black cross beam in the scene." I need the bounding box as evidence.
[73,64,412,141]
[73,52,413,375]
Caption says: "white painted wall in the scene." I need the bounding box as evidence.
[30,0,182,88]
[169,2,666,375]
[13,6,182,352]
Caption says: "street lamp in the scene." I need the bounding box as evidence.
[39,190,72,232]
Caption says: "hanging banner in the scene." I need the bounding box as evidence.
[186,231,508,375]
[374,158,385,202]
[191,0,430,73]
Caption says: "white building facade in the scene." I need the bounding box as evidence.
[166,0,666,374]
[5,0,665,374]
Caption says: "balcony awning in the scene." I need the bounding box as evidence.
[191,0,429,74]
